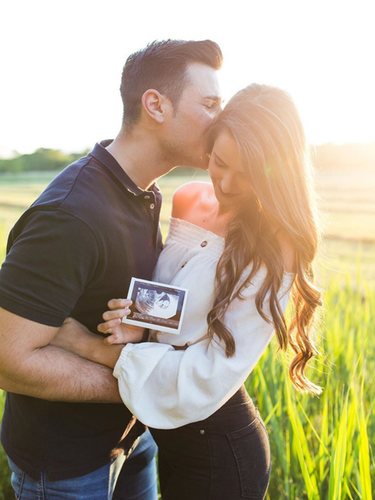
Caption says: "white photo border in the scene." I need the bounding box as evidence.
[122,277,189,335]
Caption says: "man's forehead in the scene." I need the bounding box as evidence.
[184,62,221,97]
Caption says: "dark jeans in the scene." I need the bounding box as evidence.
[7,430,157,500]
[151,386,271,500]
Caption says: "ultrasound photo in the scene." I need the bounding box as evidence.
[123,277,188,334]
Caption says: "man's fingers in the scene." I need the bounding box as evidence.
[107,298,132,310]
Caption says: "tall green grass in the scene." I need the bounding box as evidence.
[245,280,374,499]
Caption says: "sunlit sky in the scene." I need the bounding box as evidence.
[1,0,374,157]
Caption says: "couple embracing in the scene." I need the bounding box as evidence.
[0,39,321,500]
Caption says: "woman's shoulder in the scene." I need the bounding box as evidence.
[172,181,214,218]
[173,181,213,200]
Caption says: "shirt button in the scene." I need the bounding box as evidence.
[199,429,205,435]
[150,203,155,209]
[200,240,208,247]
[144,195,151,200]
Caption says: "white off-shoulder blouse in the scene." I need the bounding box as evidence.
[113,217,294,429]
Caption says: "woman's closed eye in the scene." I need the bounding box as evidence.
[212,154,227,169]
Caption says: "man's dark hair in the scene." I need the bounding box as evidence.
[120,39,223,126]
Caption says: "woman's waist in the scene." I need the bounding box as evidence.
[187,386,259,433]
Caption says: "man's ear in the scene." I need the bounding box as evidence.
[141,89,171,124]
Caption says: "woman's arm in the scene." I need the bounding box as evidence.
[112,272,294,429]
[51,299,145,368]
[50,318,123,369]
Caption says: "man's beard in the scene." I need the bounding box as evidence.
[161,141,210,170]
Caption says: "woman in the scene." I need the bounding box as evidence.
[54,84,322,499]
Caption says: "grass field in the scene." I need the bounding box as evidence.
[0,165,374,499]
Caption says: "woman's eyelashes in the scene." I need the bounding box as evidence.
[213,155,244,180]
[212,154,227,169]
[215,160,226,170]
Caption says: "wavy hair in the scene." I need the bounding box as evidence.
[207,84,322,395]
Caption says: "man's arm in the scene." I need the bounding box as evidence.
[0,307,122,403]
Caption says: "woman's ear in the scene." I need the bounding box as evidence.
[141,89,171,124]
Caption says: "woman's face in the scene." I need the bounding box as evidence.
[208,131,252,210]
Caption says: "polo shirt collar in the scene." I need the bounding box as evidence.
[90,140,161,198]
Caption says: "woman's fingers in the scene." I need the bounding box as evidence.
[97,318,122,334]
[98,299,132,335]
[102,308,130,321]
[107,298,132,310]
[103,333,123,345]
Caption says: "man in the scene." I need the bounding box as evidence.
[0,39,222,499]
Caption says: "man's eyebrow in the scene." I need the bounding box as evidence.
[205,96,222,103]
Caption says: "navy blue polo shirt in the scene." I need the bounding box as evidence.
[0,141,163,480]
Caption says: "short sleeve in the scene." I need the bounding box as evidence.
[0,209,100,326]
[113,271,294,429]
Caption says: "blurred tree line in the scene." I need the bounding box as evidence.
[0,148,88,173]
[0,143,374,173]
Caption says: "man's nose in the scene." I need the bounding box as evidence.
[213,106,221,118]
[208,103,222,121]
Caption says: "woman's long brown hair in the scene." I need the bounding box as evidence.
[206,84,322,395]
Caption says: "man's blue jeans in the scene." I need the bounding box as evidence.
[7,430,158,499]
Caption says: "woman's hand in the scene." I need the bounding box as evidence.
[51,317,92,352]
[51,317,124,369]
[97,298,145,344]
